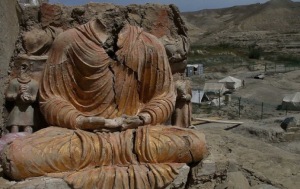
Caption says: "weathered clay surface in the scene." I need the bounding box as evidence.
[22,3,63,55]
[166,165,190,189]
[7,177,71,189]
[225,171,250,189]
[0,132,29,153]
[0,168,190,189]
[190,125,300,189]
[17,3,189,71]
[0,177,16,189]
[251,184,281,189]
[0,0,20,134]
[188,150,228,189]
[40,3,62,27]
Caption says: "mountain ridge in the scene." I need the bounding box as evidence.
[181,0,300,54]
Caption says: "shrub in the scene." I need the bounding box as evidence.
[248,43,262,59]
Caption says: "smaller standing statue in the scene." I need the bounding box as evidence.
[5,57,39,133]
[172,74,192,128]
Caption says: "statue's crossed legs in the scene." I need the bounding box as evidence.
[1,125,207,189]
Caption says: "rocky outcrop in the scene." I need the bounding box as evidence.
[196,126,300,189]
[0,0,21,133]
[0,166,189,189]
[17,3,189,73]
[0,176,71,189]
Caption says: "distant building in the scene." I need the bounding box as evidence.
[191,89,205,104]
[202,82,227,106]
[218,76,242,90]
[191,82,227,106]
[203,82,227,98]
[186,66,194,77]
[186,64,204,77]
[282,92,300,111]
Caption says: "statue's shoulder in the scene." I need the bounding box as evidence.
[52,20,101,49]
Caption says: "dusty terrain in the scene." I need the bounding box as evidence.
[193,124,300,189]
[195,66,300,119]
[190,65,300,188]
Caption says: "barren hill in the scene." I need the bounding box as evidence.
[182,0,300,54]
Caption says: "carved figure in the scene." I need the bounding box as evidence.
[1,20,207,188]
[5,58,39,133]
[40,3,62,28]
[171,76,192,128]
[22,3,63,56]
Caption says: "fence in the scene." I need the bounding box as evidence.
[192,94,292,120]
[246,63,300,73]
[228,95,280,120]
[193,62,300,75]
[190,61,300,119]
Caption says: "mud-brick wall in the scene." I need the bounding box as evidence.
[0,0,20,132]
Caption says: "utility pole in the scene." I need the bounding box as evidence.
[238,97,241,118]
[261,102,264,120]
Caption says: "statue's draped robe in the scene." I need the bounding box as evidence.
[3,126,207,189]
[1,20,208,189]
[39,20,175,129]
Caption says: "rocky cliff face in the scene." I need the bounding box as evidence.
[0,0,21,132]
[182,0,300,54]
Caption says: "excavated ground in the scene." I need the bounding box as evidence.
[190,67,300,189]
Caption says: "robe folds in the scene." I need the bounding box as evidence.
[2,126,207,189]
[39,20,176,129]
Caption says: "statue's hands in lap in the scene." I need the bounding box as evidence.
[120,115,144,131]
[76,116,122,132]
[76,116,106,130]
[76,113,150,132]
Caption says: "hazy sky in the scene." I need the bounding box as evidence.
[48,0,279,12]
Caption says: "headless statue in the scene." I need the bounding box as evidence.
[5,60,38,133]
[172,79,192,128]
[1,20,207,189]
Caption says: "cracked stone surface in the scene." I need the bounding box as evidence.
[3,177,71,189]
[166,165,191,189]
[0,166,191,189]
[189,124,300,189]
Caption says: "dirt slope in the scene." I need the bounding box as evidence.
[182,0,300,54]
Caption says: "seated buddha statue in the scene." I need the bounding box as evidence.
[1,19,207,189]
